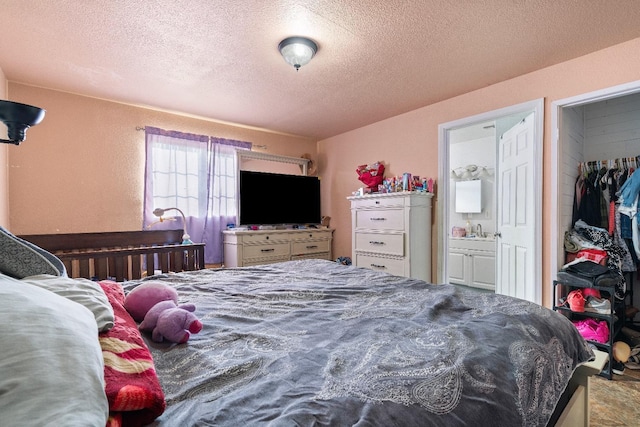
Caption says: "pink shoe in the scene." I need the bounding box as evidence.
[572,318,609,343]
[566,289,585,312]
[583,287,601,298]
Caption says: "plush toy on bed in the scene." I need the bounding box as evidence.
[124,282,203,344]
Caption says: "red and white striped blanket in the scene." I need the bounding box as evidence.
[99,281,166,427]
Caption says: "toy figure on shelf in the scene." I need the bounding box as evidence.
[356,161,385,189]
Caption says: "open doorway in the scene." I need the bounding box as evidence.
[437,99,544,304]
[551,80,640,312]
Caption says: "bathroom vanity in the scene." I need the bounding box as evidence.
[448,237,495,290]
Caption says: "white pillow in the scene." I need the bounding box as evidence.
[21,274,115,332]
[0,274,109,426]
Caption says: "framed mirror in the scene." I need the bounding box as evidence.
[455,180,482,213]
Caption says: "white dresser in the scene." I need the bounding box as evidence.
[448,237,495,290]
[348,192,433,281]
[223,228,333,267]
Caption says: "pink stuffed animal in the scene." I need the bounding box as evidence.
[138,300,203,343]
[124,281,203,343]
[124,281,179,322]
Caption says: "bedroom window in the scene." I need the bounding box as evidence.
[143,126,251,264]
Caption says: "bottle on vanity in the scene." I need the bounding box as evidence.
[465,219,473,236]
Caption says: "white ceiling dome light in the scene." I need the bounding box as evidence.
[278,36,318,71]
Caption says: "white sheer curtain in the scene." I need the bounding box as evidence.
[143,127,251,264]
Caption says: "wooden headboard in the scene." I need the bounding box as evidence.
[19,229,206,282]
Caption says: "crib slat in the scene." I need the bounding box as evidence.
[62,259,73,276]
[131,255,142,279]
[79,259,90,279]
[174,250,184,272]
[114,256,126,282]
[146,253,155,277]
[159,253,169,273]
[96,258,108,280]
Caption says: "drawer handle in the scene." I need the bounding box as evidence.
[260,248,275,253]
[375,201,380,204]
[369,241,385,245]
[370,217,387,221]
[306,245,318,249]
[370,263,387,269]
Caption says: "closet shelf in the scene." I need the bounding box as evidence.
[553,278,625,380]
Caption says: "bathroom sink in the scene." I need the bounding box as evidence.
[451,235,495,241]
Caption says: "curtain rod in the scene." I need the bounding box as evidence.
[135,126,267,149]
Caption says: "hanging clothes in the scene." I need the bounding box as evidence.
[570,156,639,276]
[571,174,585,226]
[576,169,603,228]
[618,160,640,259]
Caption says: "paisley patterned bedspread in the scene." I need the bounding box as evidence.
[123,260,593,427]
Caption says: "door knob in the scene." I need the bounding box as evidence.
[494,232,502,238]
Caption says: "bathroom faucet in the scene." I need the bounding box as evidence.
[476,224,483,237]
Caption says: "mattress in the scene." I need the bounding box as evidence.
[122,259,594,426]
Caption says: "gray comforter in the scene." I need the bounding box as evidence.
[123,260,593,427]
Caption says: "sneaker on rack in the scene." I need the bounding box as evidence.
[612,360,625,375]
[566,289,585,312]
[584,296,611,314]
[583,287,601,299]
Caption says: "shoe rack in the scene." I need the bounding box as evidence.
[553,278,626,380]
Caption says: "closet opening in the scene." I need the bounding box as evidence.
[553,83,640,334]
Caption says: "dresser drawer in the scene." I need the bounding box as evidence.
[243,242,290,259]
[242,233,290,244]
[355,208,404,231]
[355,254,405,276]
[292,231,331,241]
[350,196,405,209]
[291,239,330,255]
[354,232,404,256]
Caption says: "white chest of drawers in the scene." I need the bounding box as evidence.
[223,228,334,267]
[347,192,433,281]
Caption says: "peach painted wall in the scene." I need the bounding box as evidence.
[319,37,640,307]
[7,84,316,235]
[0,66,7,228]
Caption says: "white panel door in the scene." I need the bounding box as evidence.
[496,113,536,302]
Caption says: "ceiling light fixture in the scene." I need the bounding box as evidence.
[0,100,46,145]
[278,36,318,71]
[451,164,494,181]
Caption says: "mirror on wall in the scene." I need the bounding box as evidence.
[455,180,482,213]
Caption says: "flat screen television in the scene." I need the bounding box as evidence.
[239,170,321,226]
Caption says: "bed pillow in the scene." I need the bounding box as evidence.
[0,273,108,426]
[0,226,66,278]
[21,274,115,332]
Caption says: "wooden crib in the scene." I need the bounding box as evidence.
[19,229,205,281]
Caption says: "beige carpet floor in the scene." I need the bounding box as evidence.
[589,367,640,426]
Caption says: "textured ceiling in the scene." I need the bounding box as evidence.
[1,1,640,140]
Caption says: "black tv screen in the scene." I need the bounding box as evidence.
[239,171,321,225]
